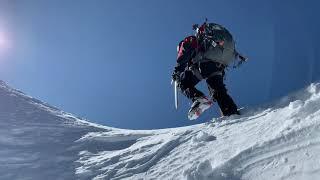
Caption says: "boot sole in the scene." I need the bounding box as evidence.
[188,102,212,120]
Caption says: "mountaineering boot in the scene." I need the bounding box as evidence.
[188,96,213,120]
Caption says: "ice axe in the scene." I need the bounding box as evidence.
[233,51,248,68]
[171,79,179,110]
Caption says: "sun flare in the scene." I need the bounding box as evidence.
[0,31,11,52]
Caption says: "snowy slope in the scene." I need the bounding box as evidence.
[1,80,320,180]
[0,80,113,180]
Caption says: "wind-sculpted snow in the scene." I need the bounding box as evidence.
[76,83,320,180]
[0,81,111,180]
[1,80,320,180]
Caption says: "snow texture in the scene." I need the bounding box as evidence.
[0,79,320,180]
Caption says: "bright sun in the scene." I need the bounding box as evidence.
[0,31,10,52]
[0,32,6,44]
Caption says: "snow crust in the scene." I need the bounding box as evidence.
[0,80,320,180]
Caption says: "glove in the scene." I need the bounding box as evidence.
[171,70,181,82]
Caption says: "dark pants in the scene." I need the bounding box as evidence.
[179,62,239,116]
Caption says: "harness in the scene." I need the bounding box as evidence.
[189,58,224,81]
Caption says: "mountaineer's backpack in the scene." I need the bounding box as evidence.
[194,23,237,66]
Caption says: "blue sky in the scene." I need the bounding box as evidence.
[0,0,319,129]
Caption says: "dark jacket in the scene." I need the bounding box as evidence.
[173,35,224,81]
[175,36,200,73]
